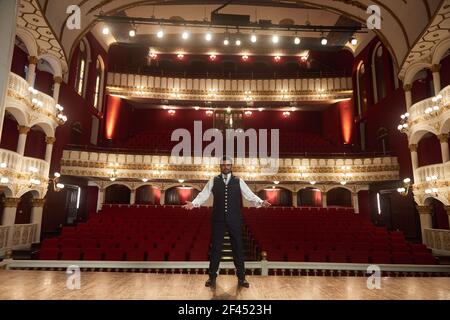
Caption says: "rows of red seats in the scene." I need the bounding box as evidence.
[38,206,211,261]
[116,130,342,155]
[243,207,437,265]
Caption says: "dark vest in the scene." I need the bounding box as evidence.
[211,174,242,223]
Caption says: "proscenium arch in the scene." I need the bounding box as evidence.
[64,0,404,70]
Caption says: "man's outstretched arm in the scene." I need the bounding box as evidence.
[182,177,214,210]
[239,179,271,208]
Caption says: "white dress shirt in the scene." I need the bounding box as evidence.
[191,173,264,208]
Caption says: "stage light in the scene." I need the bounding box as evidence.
[182,31,189,40]
[157,29,164,38]
[272,34,279,44]
[251,34,257,43]
[350,37,358,45]
[102,27,110,35]
[235,39,241,46]
[321,37,328,46]
[294,37,301,45]
[129,29,136,37]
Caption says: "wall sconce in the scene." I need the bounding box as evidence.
[397,113,409,133]
[109,163,119,181]
[50,172,65,192]
[28,166,41,187]
[397,178,412,196]
[56,104,68,124]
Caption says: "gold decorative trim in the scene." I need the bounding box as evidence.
[18,125,30,134]
[31,198,46,207]
[45,137,56,144]
[3,198,21,207]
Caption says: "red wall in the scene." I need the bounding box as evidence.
[0,117,19,151]
[418,135,443,167]
[11,45,28,78]
[322,100,354,147]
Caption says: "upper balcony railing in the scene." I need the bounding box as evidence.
[7,72,58,116]
[0,148,49,180]
[106,72,353,102]
[409,85,450,121]
[415,161,450,184]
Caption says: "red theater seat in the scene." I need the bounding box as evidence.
[82,248,103,261]
[60,248,81,260]
[104,249,125,261]
[39,248,59,260]
[125,249,146,261]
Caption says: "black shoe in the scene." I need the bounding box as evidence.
[205,278,216,288]
[238,279,250,288]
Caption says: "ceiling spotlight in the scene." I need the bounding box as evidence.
[223,38,229,46]
[250,34,257,43]
[129,29,136,37]
[205,32,212,41]
[181,31,190,40]
[102,27,110,35]
[294,37,301,45]
[235,39,241,46]
[350,37,358,46]
[321,36,328,46]
[157,29,164,38]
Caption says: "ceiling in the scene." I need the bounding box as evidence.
[37,0,442,70]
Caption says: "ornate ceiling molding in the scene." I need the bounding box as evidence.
[17,0,68,71]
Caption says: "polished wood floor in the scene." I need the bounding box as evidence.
[0,270,449,300]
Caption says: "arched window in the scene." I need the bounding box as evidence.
[372,43,387,103]
[76,41,87,95]
[93,56,105,110]
[356,61,367,115]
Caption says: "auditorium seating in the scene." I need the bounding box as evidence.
[38,205,211,261]
[243,207,437,265]
[37,205,436,265]
[115,130,343,155]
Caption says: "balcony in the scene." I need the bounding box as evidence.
[6,72,62,136]
[408,85,450,139]
[106,72,353,103]
[415,162,450,184]
[60,148,399,186]
[0,148,49,198]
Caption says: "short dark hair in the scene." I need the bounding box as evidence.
[220,155,233,164]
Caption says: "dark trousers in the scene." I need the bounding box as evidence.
[208,220,245,280]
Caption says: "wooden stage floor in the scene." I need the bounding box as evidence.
[0,270,449,300]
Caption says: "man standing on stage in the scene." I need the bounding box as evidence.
[183,156,271,288]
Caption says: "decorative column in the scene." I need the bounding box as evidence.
[417,205,433,244]
[0,0,19,140]
[26,56,38,86]
[160,189,166,205]
[53,76,63,103]
[322,192,327,208]
[431,64,441,95]
[404,84,412,110]
[45,136,55,163]
[292,192,298,207]
[16,125,30,155]
[30,198,45,243]
[438,134,449,164]
[2,197,20,253]
[352,192,359,214]
[130,188,136,205]
[445,207,450,231]
[97,188,105,212]
[409,144,419,182]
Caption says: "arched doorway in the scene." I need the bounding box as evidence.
[135,185,161,205]
[104,184,131,204]
[327,187,352,207]
[427,198,449,230]
[297,188,322,207]
[165,186,199,205]
[258,187,292,207]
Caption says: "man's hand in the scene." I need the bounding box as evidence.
[261,200,271,208]
[182,201,195,210]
